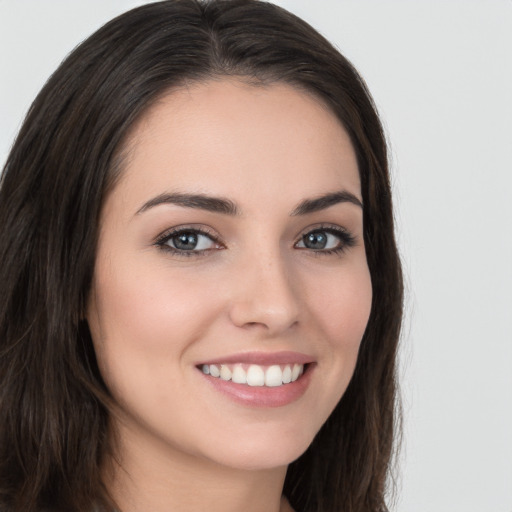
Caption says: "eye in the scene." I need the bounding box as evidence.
[295,226,356,254]
[155,227,222,256]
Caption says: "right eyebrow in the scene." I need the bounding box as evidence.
[135,192,240,216]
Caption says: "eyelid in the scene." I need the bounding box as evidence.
[153,222,357,258]
[154,224,225,255]
[294,223,355,240]
[294,223,357,252]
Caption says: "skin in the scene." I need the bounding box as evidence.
[87,79,372,512]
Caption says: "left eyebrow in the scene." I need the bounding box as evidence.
[290,191,362,216]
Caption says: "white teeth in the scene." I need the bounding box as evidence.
[291,364,301,381]
[220,365,232,381]
[246,365,265,386]
[201,362,305,387]
[282,365,292,384]
[232,365,247,384]
[265,365,283,387]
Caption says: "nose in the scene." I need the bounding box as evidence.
[228,251,300,336]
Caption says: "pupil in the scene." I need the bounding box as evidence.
[304,232,327,249]
[174,232,198,250]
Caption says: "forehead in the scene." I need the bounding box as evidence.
[112,79,361,212]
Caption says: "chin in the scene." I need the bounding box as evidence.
[193,424,317,472]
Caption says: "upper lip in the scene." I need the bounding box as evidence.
[197,351,315,366]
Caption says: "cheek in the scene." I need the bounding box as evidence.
[306,260,372,347]
[87,255,223,391]
[302,259,372,397]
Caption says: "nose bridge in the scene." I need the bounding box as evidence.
[228,244,300,334]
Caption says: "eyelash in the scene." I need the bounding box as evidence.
[154,226,223,258]
[297,224,357,256]
[154,224,357,258]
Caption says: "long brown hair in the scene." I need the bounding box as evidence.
[0,1,403,511]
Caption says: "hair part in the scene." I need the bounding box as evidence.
[0,1,403,511]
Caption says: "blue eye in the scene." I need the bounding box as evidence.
[156,225,355,258]
[156,228,220,255]
[295,227,356,254]
[169,231,215,251]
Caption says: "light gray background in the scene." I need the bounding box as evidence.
[1,1,511,511]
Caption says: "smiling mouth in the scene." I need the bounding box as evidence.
[199,363,307,387]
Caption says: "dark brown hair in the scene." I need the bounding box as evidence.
[0,1,403,511]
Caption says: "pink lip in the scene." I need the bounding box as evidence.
[196,352,316,408]
[197,350,315,366]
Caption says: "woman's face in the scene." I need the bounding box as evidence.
[87,80,372,471]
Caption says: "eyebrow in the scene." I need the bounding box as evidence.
[135,190,362,217]
[136,192,239,216]
[290,191,362,216]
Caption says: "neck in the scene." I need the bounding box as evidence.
[103,420,291,512]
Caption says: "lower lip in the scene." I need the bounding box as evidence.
[198,364,315,408]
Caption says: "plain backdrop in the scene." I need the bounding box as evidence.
[1,1,511,511]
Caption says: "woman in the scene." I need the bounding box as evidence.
[0,1,403,511]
